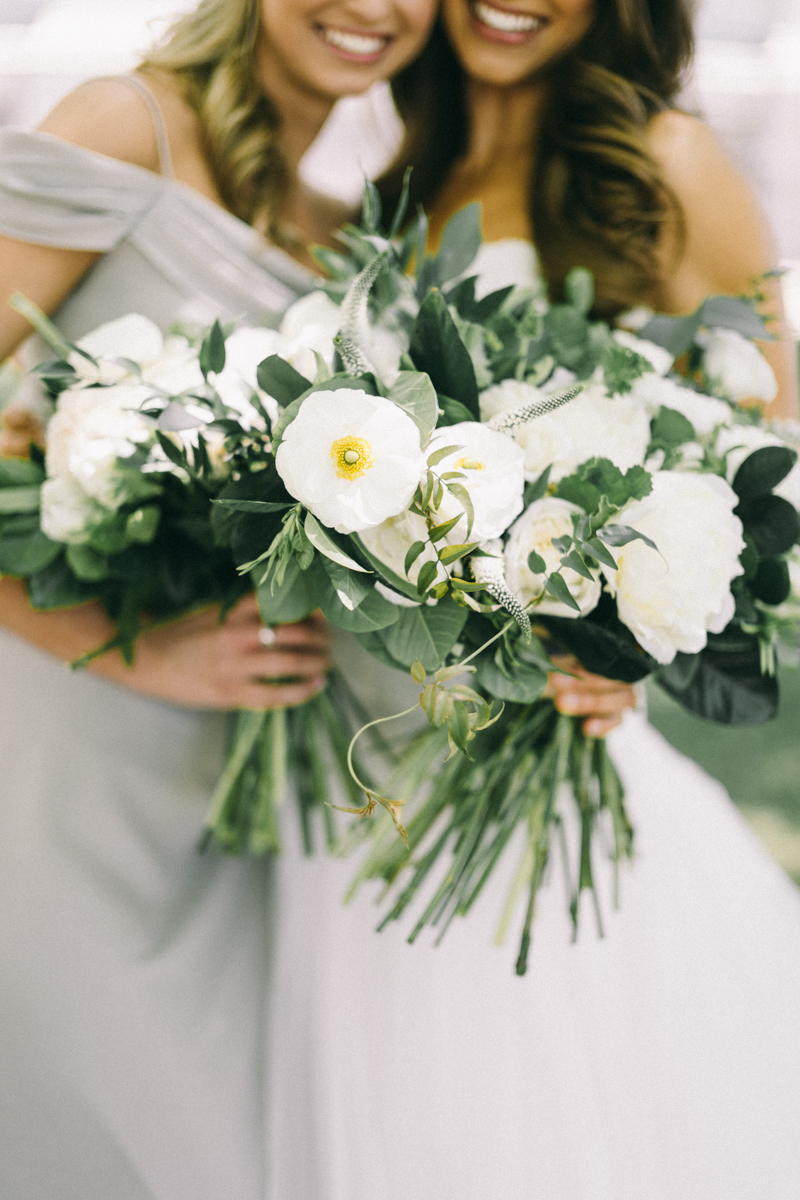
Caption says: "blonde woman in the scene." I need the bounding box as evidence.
[0,0,437,1193]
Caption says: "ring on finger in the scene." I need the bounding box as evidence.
[258,626,278,647]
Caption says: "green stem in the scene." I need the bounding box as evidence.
[201,708,268,849]
[10,293,75,361]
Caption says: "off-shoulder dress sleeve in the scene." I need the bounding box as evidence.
[0,128,163,251]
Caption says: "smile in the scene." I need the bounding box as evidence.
[320,27,391,58]
[471,1,547,37]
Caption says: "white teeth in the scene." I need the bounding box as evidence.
[473,1,543,33]
[323,28,387,55]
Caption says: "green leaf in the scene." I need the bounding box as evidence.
[388,371,438,443]
[556,458,652,513]
[656,632,777,725]
[213,499,294,513]
[429,514,462,543]
[564,267,594,315]
[403,540,426,575]
[474,652,547,703]
[639,311,701,357]
[125,506,160,544]
[650,405,696,448]
[27,552,98,609]
[700,295,771,341]
[445,480,474,537]
[0,486,41,513]
[304,512,371,572]
[360,179,382,233]
[735,494,800,558]
[438,541,478,565]
[409,291,480,418]
[387,167,413,240]
[256,555,327,624]
[255,354,311,406]
[601,342,653,395]
[522,465,551,506]
[319,579,400,632]
[436,394,476,426]
[544,571,581,612]
[0,458,44,487]
[66,542,109,582]
[0,528,60,575]
[751,556,791,605]
[427,442,463,468]
[426,203,483,288]
[732,445,798,500]
[560,550,595,580]
[416,559,439,594]
[353,534,422,602]
[379,599,467,670]
[527,550,546,574]
[319,556,373,610]
[598,524,659,553]
[199,319,226,377]
[581,537,617,570]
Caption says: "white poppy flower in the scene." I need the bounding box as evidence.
[46,383,153,508]
[504,496,601,618]
[716,424,800,511]
[275,389,425,534]
[631,373,732,437]
[425,422,525,541]
[700,327,778,404]
[479,378,650,483]
[602,471,745,664]
[40,475,102,544]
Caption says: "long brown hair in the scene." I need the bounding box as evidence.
[380,0,694,315]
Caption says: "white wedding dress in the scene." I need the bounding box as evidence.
[1,103,800,1199]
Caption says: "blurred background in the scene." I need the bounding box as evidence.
[1,0,799,874]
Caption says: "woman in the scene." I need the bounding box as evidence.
[0,0,438,1194]
[256,4,800,1199]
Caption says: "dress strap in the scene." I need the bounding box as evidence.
[115,74,176,180]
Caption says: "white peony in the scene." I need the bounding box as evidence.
[46,383,153,508]
[425,422,525,542]
[40,475,102,544]
[612,329,674,376]
[210,327,284,428]
[504,496,601,617]
[631,373,732,437]
[602,471,745,664]
[715,424,800,511]
[69,313,165,385]
[700,327,778,404]
[275,388,425,534]
[479,378,650,483]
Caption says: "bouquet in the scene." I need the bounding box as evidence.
[4,179,799,972]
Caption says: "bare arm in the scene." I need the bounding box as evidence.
[649,111,798,420]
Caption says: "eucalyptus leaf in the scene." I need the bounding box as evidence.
[158,401,205,432]
[0,529,60,575]
[255,354,311,407]
[389,371,438,443]
[379,599,467,670]
[319,579,400,632]
[0,486,41,513]
[564,267,594,315]
[638,311,701,357]
[199,319,226,378]
[409,291,480,418]
[427,203,483,288]
[304,512,371,572]
[319,556,373,610]
[0,459,44,487]
[213,499,294,513]
[256,555,327,624]
[544,571,581,612]
[700,295,771,341]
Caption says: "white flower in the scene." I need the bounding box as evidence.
[275,389,425,534]
[279,290,405,386]
[505,496,601,617]
[143,335,204,396]
[39,475,101,544]
[630,373,732,438]
[46,383,153,508]
[425,422,525,541]
[210,327,284,428]
[467,240,546,304]
[69,314,165,385]
[673,441,705,472]
[700,327,778,404]
[602,471,745,664]
[612,329,673,376]
[479,378,650,483]
[715,424,800,511]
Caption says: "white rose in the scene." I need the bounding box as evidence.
[700,327,778,404]
[275,389,425,534]
[425,422,525,542]
[631,373,732,437]
[612,329,674,376]
[46,383,153,508]
[602,471,745,664]
[209,327,284,428]
[70,314,164,385]
[40,475,101,544]
[715,424,800,510]
[504,496,601,617]
[479,379,650,483]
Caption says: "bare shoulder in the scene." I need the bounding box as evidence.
[647,109,749,201]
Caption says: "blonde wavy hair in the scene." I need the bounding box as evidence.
[142,0,288,238]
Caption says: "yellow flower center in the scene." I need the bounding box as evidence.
[455,456,485,471]
[331,435,374,480]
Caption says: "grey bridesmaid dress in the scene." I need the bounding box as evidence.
[0,114,310,1200]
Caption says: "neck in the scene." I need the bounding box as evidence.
[460,78,546,173]
[255,43,334,175]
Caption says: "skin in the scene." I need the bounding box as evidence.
[427,0,799,730]
[0,0,435,708]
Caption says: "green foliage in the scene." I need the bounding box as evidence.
[656,629,778,725]
[556,457,652,513]
[409,291,480,417]
[733,446,797,500]
[378,600,467,671]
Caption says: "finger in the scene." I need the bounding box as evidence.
[237,677,327,710]
[244,650,333,680]
[553,687,636,716]
[548,668,629,695]
[582,714,624,737]
[260,623,332,651]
